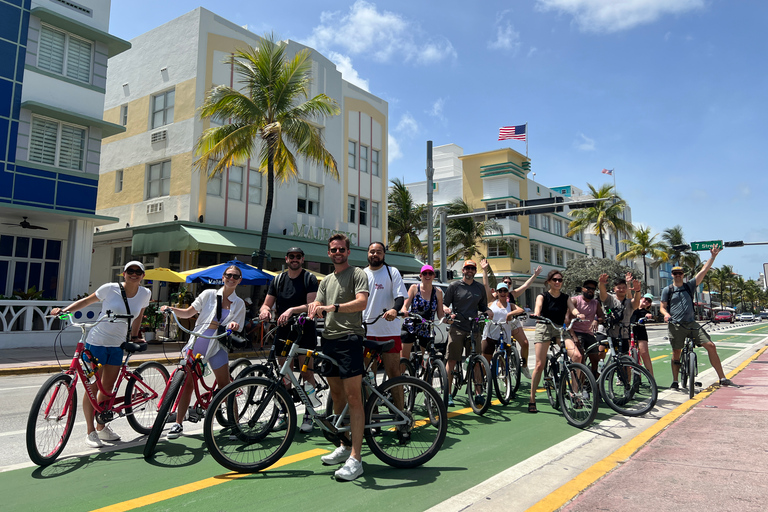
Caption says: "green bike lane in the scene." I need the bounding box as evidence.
[3,323,767,512]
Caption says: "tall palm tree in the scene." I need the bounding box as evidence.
[743,279,760,312]
[387,178,426,257]
[195,34,340,268]
[661,225,700,271]
[616,226,669,292]
[444,198,501,265]
[712,265,734,308]
[567,183,634,258]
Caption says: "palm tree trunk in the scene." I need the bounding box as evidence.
[255,142,276,270]
[642,257,648,293]
[598,227,606,259]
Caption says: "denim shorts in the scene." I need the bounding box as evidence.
[84,343,123,366]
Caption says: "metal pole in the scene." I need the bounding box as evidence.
[439,208,447,282]
[426,141,434,267]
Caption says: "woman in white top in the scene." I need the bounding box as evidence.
[160,264,245,439]
[481,282,526,366]
[50,261,151,448]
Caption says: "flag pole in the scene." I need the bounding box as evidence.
[525,122,529,157]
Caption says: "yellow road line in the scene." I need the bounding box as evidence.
[525,345,767,512]
[91,449,329,512]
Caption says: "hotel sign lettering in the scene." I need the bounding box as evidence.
[291,223,357,245]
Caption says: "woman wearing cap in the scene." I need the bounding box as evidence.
[50,261,151,448]
[401,265,444,361]
[629,293,655,377]
[481,282,527,368]
[160,264,245,440]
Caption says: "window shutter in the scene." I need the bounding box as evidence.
[29,118,58,166]
[58,124,86,170]
[66,36,92,82]
[38,26,65,74]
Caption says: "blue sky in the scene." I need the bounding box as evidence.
[109,0,767,281]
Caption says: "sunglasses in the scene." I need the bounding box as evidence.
[125,269,144,276]
[421,271,434,276]
[497,289,509,293]
[550,278,563,283]
[672,272,683,276]
[463,266,476,271]
[583,286,596,291]
[329,247,347,254]
[503,282,512,286]
[287,254,303,260]
[223,273,242,279]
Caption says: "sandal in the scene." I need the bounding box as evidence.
[527,402,538,413]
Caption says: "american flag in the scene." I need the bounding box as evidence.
[498,125,526,141]
[601,168,613,175]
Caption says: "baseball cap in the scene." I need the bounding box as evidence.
[286,247,304,255]
[642,293,654,300]
[463,260,477,269]
[123,260,145,272]
[671,266,684,273]
[496,282,509,291]
[420,264,434,274]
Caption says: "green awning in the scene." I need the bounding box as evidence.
[21,101,126,137]
[31,7,131,58]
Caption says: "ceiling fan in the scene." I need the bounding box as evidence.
[2,217,48,230]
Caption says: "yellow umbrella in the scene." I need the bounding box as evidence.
[144,267,188,282]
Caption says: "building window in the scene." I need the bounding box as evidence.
[207,172,222,197]
[571,230,582,242]
[553,219,562,236]
[146,160,171,199]
[151,89,175,129]
[298,183,319,215]
[248,170,262,204]
[228,165,243,201]
[371,201,380,228]
[488,239,519,258]
[0,234,62,299]
[115,169,123,193]
[530,242,539,262]
[359,145,368,173]
[556,249,564,266]
[38,25,92,83]
[29,116,86,171]
[543,246,552,264]
[529,214,537,229]
[359,198,368,226]
[348,195,356,223]
[371,149,380,177]
[649,266,655,279]
[120,105,128,126]
[541,215,551,232]
[567,251,575,262]
[348,140,356,169]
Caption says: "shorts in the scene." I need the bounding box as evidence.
[668,321,711,351]
[534,323,560,344]
[274,322,318,355]
[321,335,365,379]
[366,335,402,354]
[84,343,123,366]
[402,330,437,349]
[191,337,228,370]
[481,338,499,356]
[447,325,477,360]
[573,332,600,355]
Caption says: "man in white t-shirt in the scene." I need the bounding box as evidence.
[363,242,408,382]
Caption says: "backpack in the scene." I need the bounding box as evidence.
[666,282,694,305]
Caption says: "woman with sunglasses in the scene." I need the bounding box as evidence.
[401,265,444,361]
[50,261,151,448]
[528,270,583,413]
[498,265,541,379]
[481,282,526,365]
[160,265,245,439]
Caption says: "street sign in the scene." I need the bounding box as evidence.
[690,240,723,251]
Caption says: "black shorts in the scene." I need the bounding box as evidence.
[321,335,365,379]
[573,332,600,355]
[274,322,318,354]
[402,330,435,349]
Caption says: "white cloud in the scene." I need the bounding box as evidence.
[388,133,403,163]
[396,113,419,135]
[326,52,369,91]
[427,98,446,120]
[527,47,539,58]
[575,133,595,151]
[305,1,456,64]
[536,0,705,33]
[488,19,521,53]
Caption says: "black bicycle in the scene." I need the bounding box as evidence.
[671,320,713,399]
[484,316,525,405]
[448,313,493,415]
[404,312,449,407]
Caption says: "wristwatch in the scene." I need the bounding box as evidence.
[334,303,340,313]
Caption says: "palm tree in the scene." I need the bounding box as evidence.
[387,178,426,257]
[616,226,669,292]
[743,279,760,312]
[444,198,501,265]
[567,183,634,258]
[712,265,734,308]
[661,225,700,271]
[195,34,340,268]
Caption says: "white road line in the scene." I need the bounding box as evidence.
[0,385,43,392]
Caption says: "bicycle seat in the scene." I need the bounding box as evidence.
[121,341,148,353]
[363,338,395,353]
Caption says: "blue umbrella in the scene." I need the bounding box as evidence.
[185,260,274,286]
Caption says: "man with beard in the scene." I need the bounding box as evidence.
[259,247,320,433]
[568,279,605,376]
[308,233,369,481]
[598,271,642,355]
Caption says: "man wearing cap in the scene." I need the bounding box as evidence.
[630,293,655,378]
[660,247,733,388]
[598,271,642,354]
[568,279,605,376]
[442,260,493,406]
[259,246,320,433]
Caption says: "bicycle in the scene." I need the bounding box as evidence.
[143,309,251,459]
[202,314,448,473]
[671,320,712,399]
[531,315,599,428]
[403,312,449,407]
[448,313,493,415]
[26,312,169,466]
[484,316,525,405]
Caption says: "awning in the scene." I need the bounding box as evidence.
[21,101,126,138]
[31,7,131,58]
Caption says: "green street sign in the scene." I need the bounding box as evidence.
[690,240,723,251]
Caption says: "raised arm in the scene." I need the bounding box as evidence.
[480,258,494,303]
[695,246,721,286]
[513,265,542,299]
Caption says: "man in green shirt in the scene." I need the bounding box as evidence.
[308,233,369,481]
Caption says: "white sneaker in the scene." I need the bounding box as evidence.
[85,431,104,448]
[97,424,121,441]
[166,423,183,439]
[300,415,313,433]
[334,457,363,481]
[321,445,351,465]
[521,366,532,379]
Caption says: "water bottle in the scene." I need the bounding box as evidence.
[597,358,605,374]
[303,382,322,408]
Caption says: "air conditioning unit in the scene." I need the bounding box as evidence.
[146,202,163,214]
[150,130,167,143]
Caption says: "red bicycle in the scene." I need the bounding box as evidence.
[26,312,170,466]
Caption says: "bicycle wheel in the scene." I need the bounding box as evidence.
[491,352,512,405]
[688,351,697,399]
[143,370,185,460]
[400,357,415,377]
[559,362,598,428]
[450,362,463,399]
[600,361,657,417]
[364,376,447,468]
[426,359,449,407]
[544,355,559,410]
[125,361,170,435]
[203,377,296,473]
[229,357,252,380]
[26,373,77,466]
[467,356,492,415]
[408,352,424,379]
[508,344,522,397]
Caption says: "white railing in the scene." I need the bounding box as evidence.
[0,300,103,349]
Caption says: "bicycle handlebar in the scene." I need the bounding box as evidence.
[163,308,233,340]
[48,310,132,329]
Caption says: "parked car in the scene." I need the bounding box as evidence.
[713,310,735,324]
[737,313,755,322]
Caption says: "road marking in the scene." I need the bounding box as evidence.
[525,345,767,512]
[90,448,330,512]
[0,385,42,391]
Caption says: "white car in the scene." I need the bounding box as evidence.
[738,313,755,322]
